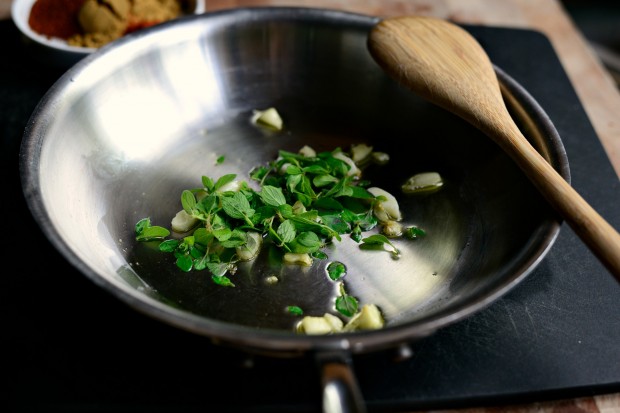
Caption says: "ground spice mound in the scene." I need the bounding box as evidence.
[27,0,185,47]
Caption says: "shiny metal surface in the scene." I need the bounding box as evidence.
[20,7,569,355]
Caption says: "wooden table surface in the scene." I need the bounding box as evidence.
[2,0,618,412]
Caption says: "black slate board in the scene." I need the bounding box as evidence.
[3,19,619,413]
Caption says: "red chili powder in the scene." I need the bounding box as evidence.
[28,0,86,39]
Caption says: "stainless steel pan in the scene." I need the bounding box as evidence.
[19,7,569,412]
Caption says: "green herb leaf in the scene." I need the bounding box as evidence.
[136,225,170,241]
[197,194,217,214]
[206,261,230,277]
[286,305,303,316]
[181,190,197,213]
[202,175,214,191]
[336,295,358,317]
[219,230,246,248]
[303,164,329,175]
[212,274,235,287]
[284,165,303,175]
[222,192,254,219]
[193,227,214,246]
[176,254,193,272]
[405,226,427,239]
[277,219,296,243]
[260,185,286,207]
[327,261,346,280]
[312,250,328,260]
[159,239,179,252]
[313,197,343,211]
[362,234,392,246]
[348,185,374,199]
[361,234,400,257]
[135,218,151,235]
[214,174,237,191]
[320,214,350,234]
[295,231,321,249]
[288,231,322,254]
[212,227,232,241]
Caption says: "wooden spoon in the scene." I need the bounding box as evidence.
[367,15,620,281]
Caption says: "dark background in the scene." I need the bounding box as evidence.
[561,0,620,87]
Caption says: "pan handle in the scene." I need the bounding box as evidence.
[316,350,367,413]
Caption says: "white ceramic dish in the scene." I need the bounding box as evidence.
[11,0,206,67]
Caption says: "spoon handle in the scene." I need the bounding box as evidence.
[368,16,620,281]
[497,112,620,281]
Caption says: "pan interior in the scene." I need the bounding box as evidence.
[24,9,563,338]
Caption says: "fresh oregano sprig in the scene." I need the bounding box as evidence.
[135,147,391,286]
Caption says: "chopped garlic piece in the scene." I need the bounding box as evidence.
[382,220,403,237]
[216,180,242,193]
[343,304,384,332]
[283,252,313,266]
[401,172,444,194]
[297,313,344,335]
[171,210,198,233]
[367,187,402,222]
[279,162,292,174]
[252,107,283,131]
[299,145,316,157]
[265,275,279,285]
[333,151,361,177]
[236,231,263,261]
[372,152,390,165]
[350,143,373,164]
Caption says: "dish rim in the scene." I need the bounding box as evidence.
[10,0,207,55]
